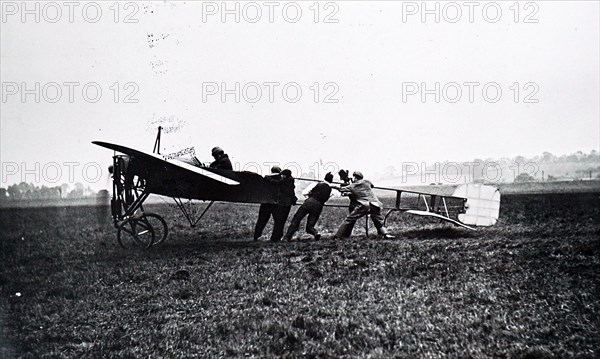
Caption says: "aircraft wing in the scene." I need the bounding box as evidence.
[93,141,239,185]
[94,141,284,203]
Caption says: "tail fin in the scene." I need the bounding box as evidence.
[453,183,501,226]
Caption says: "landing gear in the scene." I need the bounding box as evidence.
[116,212,168,249]
[110,154,169,249]
[117,216,155,249]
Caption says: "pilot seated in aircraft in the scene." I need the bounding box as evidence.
[209,146,233,170]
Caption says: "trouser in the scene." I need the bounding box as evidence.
[271,205,291,241]
[284,197,324,239]
[335,202,388,238]
[254,203,276,239]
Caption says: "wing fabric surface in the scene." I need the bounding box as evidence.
[93,141,280,203]
[93,141,239,185]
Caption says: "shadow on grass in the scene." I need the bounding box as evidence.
[400,227,480,240]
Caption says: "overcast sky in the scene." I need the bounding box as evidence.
[1,1,598,189]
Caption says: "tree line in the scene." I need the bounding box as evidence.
[0,182,98,201]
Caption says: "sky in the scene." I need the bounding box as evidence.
[1,1,599,190]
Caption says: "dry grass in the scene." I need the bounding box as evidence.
[1,193,599,358]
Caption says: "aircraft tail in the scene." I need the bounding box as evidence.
[453,183,501,226]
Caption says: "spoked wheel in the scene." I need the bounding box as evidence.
[117,217,155,249]
[142,213,169,246]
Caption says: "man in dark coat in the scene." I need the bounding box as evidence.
[253,166,282,241]
[283,172,334,241]
[209,146,233,170]
[265,169,297,242]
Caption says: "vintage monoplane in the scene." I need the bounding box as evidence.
[93,128,500,248]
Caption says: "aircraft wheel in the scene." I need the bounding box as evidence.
[117,217,155,249]
[142,213,169,246]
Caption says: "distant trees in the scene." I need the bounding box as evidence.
[511,150,599,164]
[514,155,526,164]
[557,150,598,163]
[0,182,97,200]
[514,173,536,183]
[67,183,85,199]
[542,152,556,163]
[61,183,70,198]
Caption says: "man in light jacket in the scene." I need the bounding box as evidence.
[334,171,394,239]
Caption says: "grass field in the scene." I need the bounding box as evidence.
[1,192,599,358]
